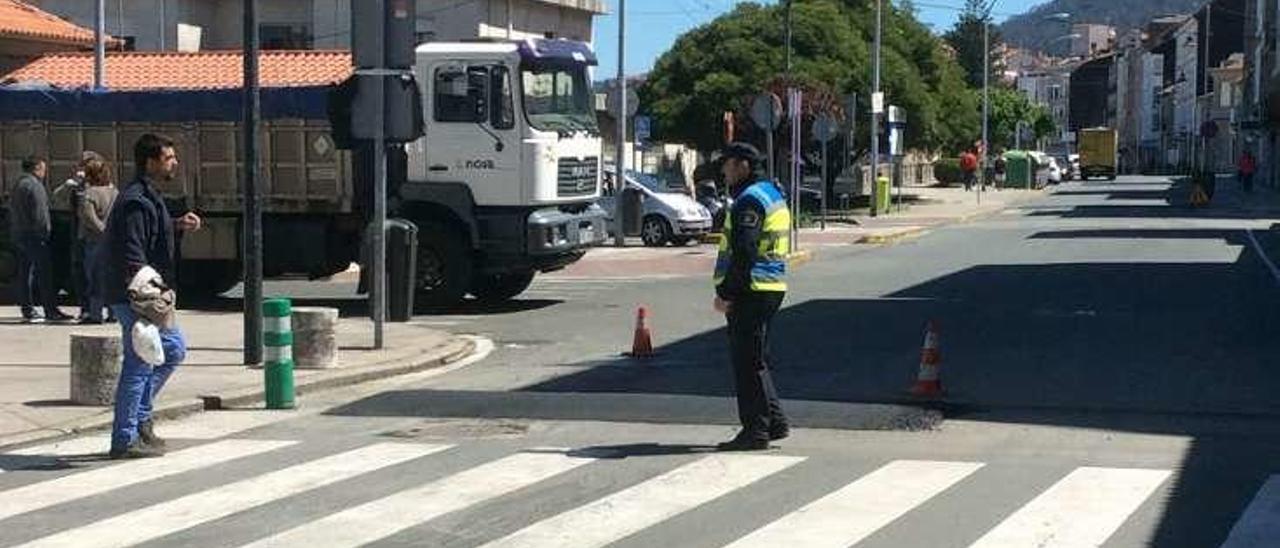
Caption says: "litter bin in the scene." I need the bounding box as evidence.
[622,186,644,237]
[386,218,418,322]
[876,176,891,213]
[1003,151,1032,189]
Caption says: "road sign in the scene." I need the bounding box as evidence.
[750,93,783,131]
[813,112,839,143]
[871,92,885,114]
[607,85,639,119]
[634,115,651,143]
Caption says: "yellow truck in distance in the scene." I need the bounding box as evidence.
[1077,127,1118,181]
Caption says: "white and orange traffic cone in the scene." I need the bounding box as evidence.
[910,320,943,398]
[626,306,655,358]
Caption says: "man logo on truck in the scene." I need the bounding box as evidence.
[459,159,496,170]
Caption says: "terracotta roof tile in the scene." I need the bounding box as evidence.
[3,50,354,90]
[0,0,113,46]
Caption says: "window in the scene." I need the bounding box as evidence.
[434,66,488,123]
[491,66,514,130]
[259,24,311,50]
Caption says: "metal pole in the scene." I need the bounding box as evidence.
[373,81,387,349]
[784,0,793,73]
[870,0,881,217]
[613,0,627,247]
[766,120,775,181]
[1202,3,1211,172]
[506,0,514,39]
[242,0,262,365]
[981,19,989,204]
[821,137,827,230]
[94,0,104,90]
[159,0,166,50]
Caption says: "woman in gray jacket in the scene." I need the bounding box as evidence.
[78,158,118,324]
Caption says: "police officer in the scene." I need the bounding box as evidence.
[713,142,791,451]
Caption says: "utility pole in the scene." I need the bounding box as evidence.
[94,0,104,90]
[981,17,990,204]
[1201,3,1211,171]
[785,0,793,73]
[871,0,882,216]
[613,0,627,247]
[242,0,263,365]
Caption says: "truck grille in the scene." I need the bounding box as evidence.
[557,157,598,197]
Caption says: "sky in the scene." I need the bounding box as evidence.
[591,0,1046,77]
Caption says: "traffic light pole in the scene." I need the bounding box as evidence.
[242,0,263,365]
[613,0,627,247]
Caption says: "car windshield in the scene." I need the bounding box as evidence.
[625,170,667,193]
[521,63,597,134]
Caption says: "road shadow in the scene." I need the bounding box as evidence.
[181,295,562,317]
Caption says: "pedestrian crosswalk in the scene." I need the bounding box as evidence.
[0,436,1275,547]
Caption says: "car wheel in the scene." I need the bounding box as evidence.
[641,216,671,247]
[470,271,536,303]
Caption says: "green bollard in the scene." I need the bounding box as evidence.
[263,298,295,410]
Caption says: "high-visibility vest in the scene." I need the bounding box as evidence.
[713,180,791,292]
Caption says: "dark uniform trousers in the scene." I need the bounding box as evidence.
[726,290,787,439]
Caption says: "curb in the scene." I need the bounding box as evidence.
[700,233,724,245]
[856,226,930,245]
[0,335,479,451]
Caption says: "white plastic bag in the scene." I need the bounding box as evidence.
[131,320,164,367]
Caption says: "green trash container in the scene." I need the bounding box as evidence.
[1003,151,1032,189]
[876,176,891,213]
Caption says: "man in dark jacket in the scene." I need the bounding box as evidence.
[8,156,71,323]
[102,134,202,459]
[712,143,791,451]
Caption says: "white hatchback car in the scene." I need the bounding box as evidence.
[599,169,713,246]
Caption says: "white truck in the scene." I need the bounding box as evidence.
[0,38,607,307]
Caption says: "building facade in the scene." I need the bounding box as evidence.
[26,0,604,52]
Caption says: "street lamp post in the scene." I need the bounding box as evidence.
[613,0,626,247]
[871,0,882,216]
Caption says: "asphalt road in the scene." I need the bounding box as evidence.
[5,175,1280,547]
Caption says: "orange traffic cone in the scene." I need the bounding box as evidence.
[627,306,655,358]
[910,320,943,398]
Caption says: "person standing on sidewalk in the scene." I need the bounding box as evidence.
[8,156,71,324]
[78,157,117,324]
[53,151,105,322]
[1239,149,1257,194]
[101,134,202,459]
[712,142,791,451]
[960,149,978,191]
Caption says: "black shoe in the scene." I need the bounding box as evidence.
[108,441,165,459]
[22,315,46,325]
[138,420,166,448]
[768,425,790,441]
[717,433,771,452]
[46,311,74,323]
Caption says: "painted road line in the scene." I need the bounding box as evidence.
[725,460,984,547]
[0,439,294,522]
[15,443,450,548]
[240,449,594,548]
[1246,229,1280,287]
[479,454,803,548]
[968,467,1171,548]
[1220,475,1280,548]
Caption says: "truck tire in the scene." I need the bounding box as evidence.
[414,221,472,308]
[470,271,535,303]
[641,215,671,247]
[177,260,242,302]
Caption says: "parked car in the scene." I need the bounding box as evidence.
[1055,155,1076,180]
[599,169,713,246]
[1045,156,1063,184]
[1068,154,1081,178]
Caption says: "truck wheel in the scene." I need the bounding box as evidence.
[641,216,671,247]
[177,260,242,303]
[470,271,535,303]
[415,221,472,308]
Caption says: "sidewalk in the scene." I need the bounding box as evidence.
[550,185,1039,278]
[0,310,476,448]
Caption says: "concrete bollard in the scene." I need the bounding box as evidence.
[291,307,339,369]
[69,334,122,405]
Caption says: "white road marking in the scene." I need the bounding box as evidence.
[15,443,451,548]
[239,449,593,548]
[725,460,984,547]
[479,454,803,548]
[967,466,1171,548]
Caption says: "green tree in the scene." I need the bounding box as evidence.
[943,0,1003,90]
[640,0,979,155]
[987,88,1054,150]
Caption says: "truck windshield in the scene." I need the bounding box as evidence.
[521,64,597,134]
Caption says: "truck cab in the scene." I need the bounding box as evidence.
[398,38,607,305]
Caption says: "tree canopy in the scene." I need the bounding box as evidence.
[639,0,980,155]
[943,0,1004,90]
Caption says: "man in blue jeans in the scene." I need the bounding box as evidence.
[100,134,202,459]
